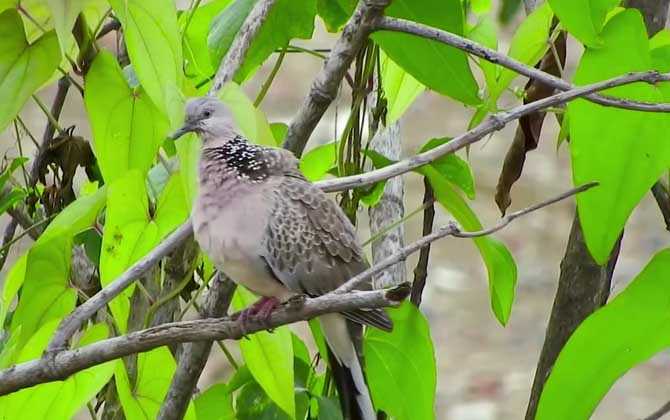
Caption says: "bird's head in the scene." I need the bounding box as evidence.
[169,96,237,143]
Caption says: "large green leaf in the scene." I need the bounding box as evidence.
[299,142,337,181]
[316,0,355,32]
[419,138,475,199]
[0,322,115,420]
[46,0,84,51]
[85,51,169,183]
[422,166,517,324]
[233,287,295,418]
[536,249,670,420]
[218,82,275,146]
[116,346,196,420]
[7,236,76,357]
[194,383,235,420]
[568,10,670,264]
[181,0,235,79]
[372,0,480,105]
[109,0,183,124]
[208,0,316,82]
[365,302,436,420]
[548,0,621,47]
[0,9,59,132]
[0,187,106,327]
[380,51,424,124]
[490,2,553,102]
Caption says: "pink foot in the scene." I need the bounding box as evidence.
[236,297,280,333]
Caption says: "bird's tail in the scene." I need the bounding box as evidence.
[320,313,376,420]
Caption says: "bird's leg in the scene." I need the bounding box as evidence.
[236,296,280,332]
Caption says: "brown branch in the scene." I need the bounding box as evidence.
[410,179,435,307]
[651,181,670,231]
[209,0,278,94]
[642,400,670,420]
[283,0,391,156]
[375,16,670,113]
[0,287,408,396]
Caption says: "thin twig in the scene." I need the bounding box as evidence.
[317,70,670,193]
[337,182,597,293]
[254,44,287,106]
[641,400,670,420]
[651,181,670,231]
[375,16,670,113]
[411,179,435,307]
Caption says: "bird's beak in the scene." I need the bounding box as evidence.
[168,122,196,140]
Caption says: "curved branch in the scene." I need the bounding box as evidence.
[375,16,670,113]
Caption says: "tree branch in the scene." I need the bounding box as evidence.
[411,179,435,306]
[375,16,670,113]
[0,287,408,396]
[209,0,278,94]
[283,0,391,156]
[318,70,670,193]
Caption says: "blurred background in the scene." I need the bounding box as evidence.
[2,4,670,420]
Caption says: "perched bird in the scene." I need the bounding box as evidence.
[170,96,392,420]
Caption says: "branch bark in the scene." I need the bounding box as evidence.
[411,179,435,306]
[283,0,392,156]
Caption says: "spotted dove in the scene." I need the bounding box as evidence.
[170,97,392,420]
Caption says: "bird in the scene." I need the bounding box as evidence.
[170,96,393,420]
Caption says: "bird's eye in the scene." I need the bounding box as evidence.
[203,110,212,118]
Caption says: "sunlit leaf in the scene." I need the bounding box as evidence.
[380,51,424,124]
[422,166,517,324]
[316,0,355,32]
[419,138,475,199]
[194,383,235,420]
[537,249,670,420]
[568,10,670,263]
[233,286,295,418]
[218,82,275,146]
[0,9,59,132]
[208,0,317,82]
[548,0,621,47]
[365,302,436,420]
[300,142,337,181]
[109,0,183,124]
[85,51,169,183]
[373,0,480,105]
[116,346,196,420]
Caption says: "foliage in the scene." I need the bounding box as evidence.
[0,0,669,418]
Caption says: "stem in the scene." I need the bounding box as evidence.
[254,45,287,106]
[32,95,64,134]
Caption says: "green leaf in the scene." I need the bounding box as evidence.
[372,0,480,105]
[491,2,553,102]
[536,249,670,420]
[421,166,517,324]
[300,142,337,181]
[181,0,235,79]
[380,51,424,124]
[419,138,475,199]
[1,187,105,328]
[270,122,288,145]
[316,0,355,32]
[176,133,201,205]
[365,302,436,420]
[8,236,76,354]
[194,383,235,420]
[0,157,29,191]
[116,346,196,420]
[568,10,670,264]
[235,381,291,420]
[109,0,183,125]
[0,9,59,132]
[0,189,26,214]
[316,396,343,420]
[46,0,84,52]
[233,287,295,418]
[548,0,621,47]
[467,15,498,97]
[0,322,115,420]
[470,0,492,14]
[208,0,317,82]
[218,81,275,146]
[85,51,169,183]
[154,171,190,237]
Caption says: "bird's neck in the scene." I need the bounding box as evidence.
[199,136,270,186]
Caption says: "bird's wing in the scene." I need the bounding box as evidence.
[260,176,392,331]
